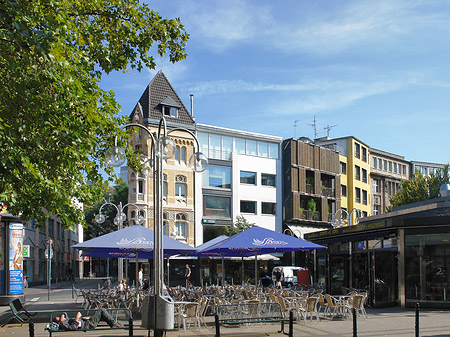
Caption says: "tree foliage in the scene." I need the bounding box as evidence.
[224,215,255,236]
[84,182,128,240]
[389,164,449,209]
[0,0,189,228]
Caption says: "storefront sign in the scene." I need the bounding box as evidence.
[23,245,30,258]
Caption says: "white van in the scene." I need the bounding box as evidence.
[272,266,306,288]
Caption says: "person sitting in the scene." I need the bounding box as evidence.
[54,309,122,330]
[117,279,127,292]
[142,278,150,291]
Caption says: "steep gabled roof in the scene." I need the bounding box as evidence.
[130,70,194,126]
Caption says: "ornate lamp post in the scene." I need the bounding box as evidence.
[94,201,145,282]
[105,117,207,337]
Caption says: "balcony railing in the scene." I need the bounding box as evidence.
[321,186,335,198]
[306,184,314,194]
[302,210,320,221]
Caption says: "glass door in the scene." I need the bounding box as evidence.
[373,250,398,306]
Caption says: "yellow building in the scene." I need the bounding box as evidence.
[316,136,371,226]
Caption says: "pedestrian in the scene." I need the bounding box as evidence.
[274,267,284,289]
[260,266,271,288]
[184,264,192,287]
[138,268,143,288]
[118,279,127,292]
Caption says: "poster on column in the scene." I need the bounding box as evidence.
[9,223,23,294]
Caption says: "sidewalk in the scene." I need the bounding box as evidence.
[0,280,449,336]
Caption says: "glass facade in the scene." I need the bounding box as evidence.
[203,195,231,219]
[405,233,450,302]
[198,132,279,160]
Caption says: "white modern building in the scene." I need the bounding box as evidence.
[195,124,283,245]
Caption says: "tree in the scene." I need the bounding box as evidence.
[389,164,449,209]
[224,215,255,236]
[0,0,189,228]
[84,182,128,240]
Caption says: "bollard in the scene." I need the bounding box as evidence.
[415,302,420,337]
[215,314,220,337]
[28,321,34,337]
[353,308,357,337]
[289,310,293,337]
[129,317,133,337]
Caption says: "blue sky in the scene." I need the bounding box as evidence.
[101,0,450,164]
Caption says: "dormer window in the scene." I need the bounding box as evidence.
[163,105,178,118]
[159,96,181,118]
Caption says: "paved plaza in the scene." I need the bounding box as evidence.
[0,279,449,337]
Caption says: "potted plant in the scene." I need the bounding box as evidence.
[307,199,316,219]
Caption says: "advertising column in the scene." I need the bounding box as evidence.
[9,223,23,294]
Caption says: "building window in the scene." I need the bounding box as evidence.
[383,160,387,171]
[175,214,187,239]
[388,161,392,172]
[362,190,368,205]
[269,143,279,159]
[262,202,276,215]
[162,105,178,118]
[175,175,187,197]
[258,141,268,157]
[235,138,246,154]
[355,187,361,203]
[355,165,361,180]
[403,165,407,175]
[341,185,347,197]
[203,195,231,219]
[203,165,231,189]
[378,158,382,170]
[373,204,380,215]
[163,174,167,198]
[393,163,397,174]
[240,200,256,214]
[48,219,54,236]
[340,162,347,174]
[362,147,367,162]
[372,157,377,169]
[354,143,360,159]
[209,134,221,159]
[261,173,276,187]
[246,140,257,156]
[362,168,367,183]
[373,179,380,193]
[240,171,256,185]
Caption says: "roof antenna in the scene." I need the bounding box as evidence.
[294,119,301,139]
[324,124,337,137]
[308,115,320,140]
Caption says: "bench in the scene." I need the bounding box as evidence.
[2,298,36,326]
[44,308,133,336]
[214,302,293,337]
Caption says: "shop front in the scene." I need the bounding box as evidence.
[306,196,450,308]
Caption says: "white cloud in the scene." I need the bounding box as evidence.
[177,0,450,55]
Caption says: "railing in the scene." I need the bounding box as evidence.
[304,210,320,221]
[321,186,335,197]
[306,184,314,194]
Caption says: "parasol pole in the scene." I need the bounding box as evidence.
[221,255,225,286]
[241,257,244,286]
[254,251,258,287]
[135,251,139,306]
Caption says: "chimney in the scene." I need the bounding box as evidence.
[190,94,194,120]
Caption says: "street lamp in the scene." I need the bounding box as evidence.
[105,117,207,336]
[332,208,360,227]
[94,201,145,282]
[283,228,301,266]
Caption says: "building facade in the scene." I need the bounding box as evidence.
[127,71,198,247]
[282,138,340,238]
[196,123,283,244]
[369,148,410,215]
[316,136,372,224]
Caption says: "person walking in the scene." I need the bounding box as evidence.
[138,268,143,288]
[184,264,192,287]
[274,267,284,289]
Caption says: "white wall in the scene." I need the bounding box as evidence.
[232,153,282,231]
